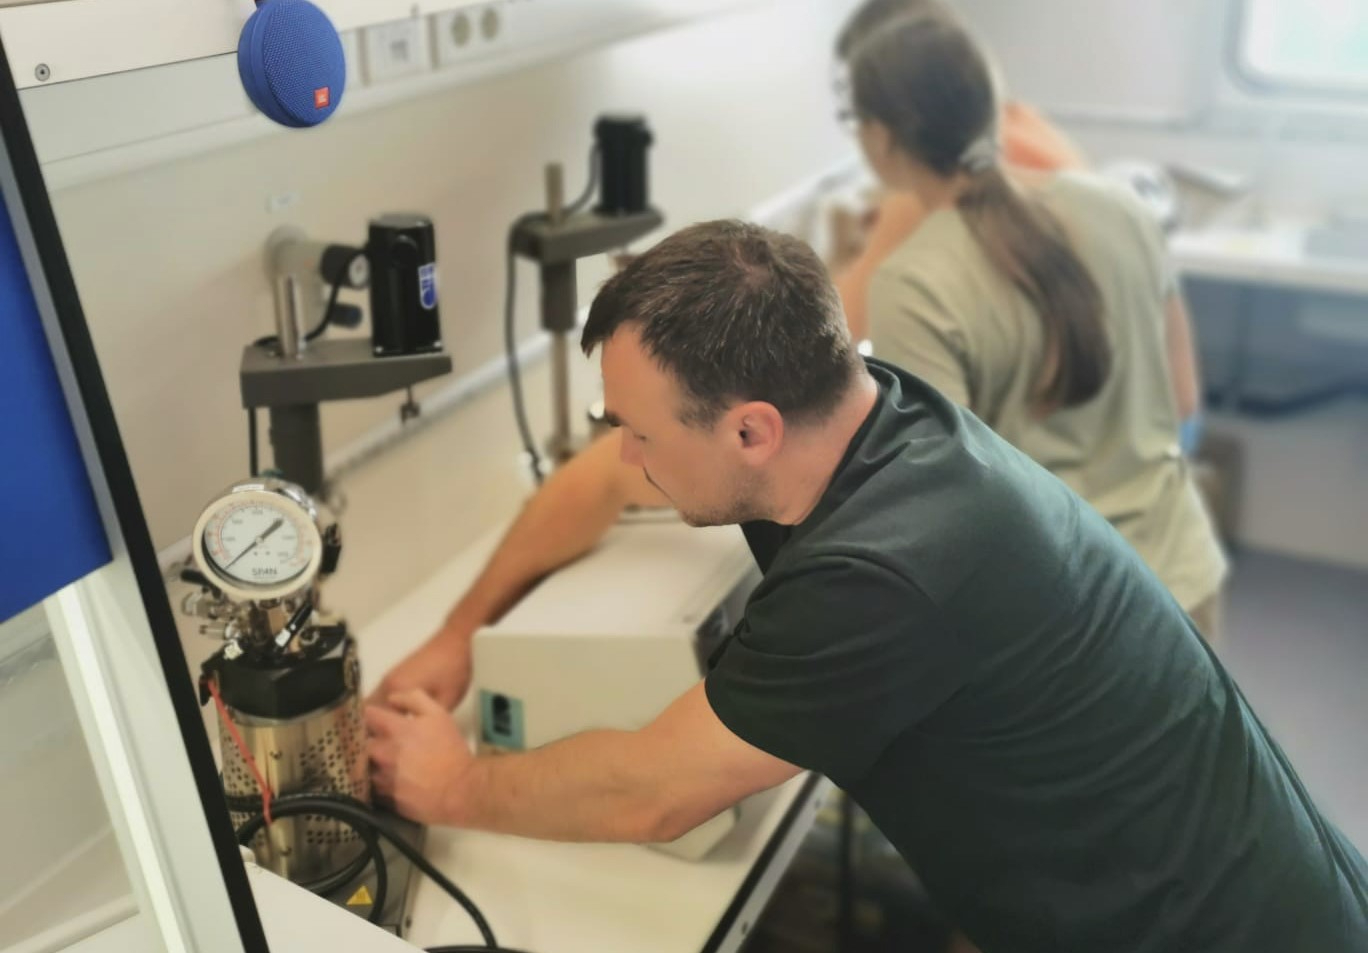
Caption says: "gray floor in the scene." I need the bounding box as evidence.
[1219,549,1368,851]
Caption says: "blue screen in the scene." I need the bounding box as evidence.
[0,194,110,621]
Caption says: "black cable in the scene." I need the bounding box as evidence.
[297,843,374,897]
[506,213,546,487]
[253,247,367,349]
[564,144,601,216]
[238,794,499,948]
[426,947,536,953]
[235,799,389,926]
[247,408,259,477]
[304,247,366,343]
[504,148,601,487]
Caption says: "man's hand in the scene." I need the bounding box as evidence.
[367,627,473,711]
[365,689,473,825]
[378,683,801,844]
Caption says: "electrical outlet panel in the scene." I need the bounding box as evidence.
[431,2,513,69]
[363,18,430,85]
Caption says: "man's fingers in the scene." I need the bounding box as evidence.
[388,688,446,718]
[368,737,397,798]
[363,703,407,737]
[372,771,395,801]
[366,733,399,764]
[364,674,415,711]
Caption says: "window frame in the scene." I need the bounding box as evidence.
[1231,0,1368,99]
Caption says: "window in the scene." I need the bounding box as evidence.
[1238,0,1368,95]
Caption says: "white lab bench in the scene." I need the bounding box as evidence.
[356,525,830,953]
[1171,223,1368,299]
[1170,220,1368,409]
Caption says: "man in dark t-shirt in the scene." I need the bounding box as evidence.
[368,221,1367,952]
[711,356,1368,951]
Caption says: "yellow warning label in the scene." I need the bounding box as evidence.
[346,885,374,907]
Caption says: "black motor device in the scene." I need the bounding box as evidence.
[368,213,442,357]
[594,114,653,216]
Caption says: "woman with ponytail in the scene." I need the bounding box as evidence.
[830,0,1087,341]
[846,13,1227,638]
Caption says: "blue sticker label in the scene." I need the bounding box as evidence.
[418,262,438,310]
[479,690,525,751]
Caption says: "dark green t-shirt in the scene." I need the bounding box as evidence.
[706,359,1367,953]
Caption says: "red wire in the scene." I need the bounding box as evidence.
[208,677,274,826]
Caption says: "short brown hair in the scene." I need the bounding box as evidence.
[581,220,861,427]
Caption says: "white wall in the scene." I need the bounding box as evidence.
[0,0,762,89]
[954,0,1223,123]
[956,0,1368,214]
[25,1,859,636]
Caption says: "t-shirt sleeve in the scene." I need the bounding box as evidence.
[705,556,967,786]
[1140,210,1180,299]
[868,266,974,409]
[1104,177,1179,300]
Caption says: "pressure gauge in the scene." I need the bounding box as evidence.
[192,478,324,603]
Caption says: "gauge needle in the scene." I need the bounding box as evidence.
[223,518,284,570]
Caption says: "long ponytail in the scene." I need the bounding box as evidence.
[849,14,1110,411]
[958,167,1109,409]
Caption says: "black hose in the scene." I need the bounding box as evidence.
[504,147,604,487]
[296,843,374,897]
[304,248,367,343]
[247,408,259,476]
[235,800,389,926]
[225,789,374,894]
[505,213,546,487]
[564,145,601,216]
[238,794,499,948]
[253,247,368,349]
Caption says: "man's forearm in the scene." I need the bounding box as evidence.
[440,683,785,843]
[447,729,684,844]
[436,433,666,642]
[376,684,798,844]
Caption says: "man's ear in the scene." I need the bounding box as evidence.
[730,401,784,463]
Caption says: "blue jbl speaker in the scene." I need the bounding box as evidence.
[238,0,346,128]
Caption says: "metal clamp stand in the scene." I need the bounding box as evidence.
[244,229,452,496]
[242,340,450,496]
[510,116,661,464]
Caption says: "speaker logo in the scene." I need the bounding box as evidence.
[314,87,331,109]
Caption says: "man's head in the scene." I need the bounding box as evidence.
[581,220,862,527]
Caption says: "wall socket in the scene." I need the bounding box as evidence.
[431,2,512,68]
[363,18,430,85]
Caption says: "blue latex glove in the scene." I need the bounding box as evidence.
[1179,413,1204,457]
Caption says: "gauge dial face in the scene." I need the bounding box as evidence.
[198,493,319,595]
